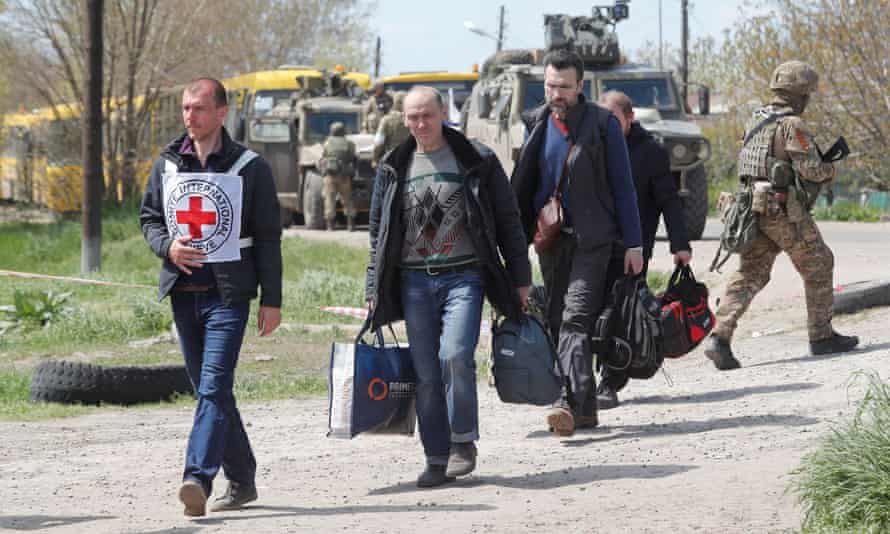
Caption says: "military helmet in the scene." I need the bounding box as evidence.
[770,61,819,96]
[329,121,346,136]
[392,91,407,112]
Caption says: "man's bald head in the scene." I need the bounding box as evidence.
[403,86,447,152]
[599,90,634,136]
[405,86,445,111]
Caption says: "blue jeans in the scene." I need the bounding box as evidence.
[171,291,253,494]
[400,267,484,466]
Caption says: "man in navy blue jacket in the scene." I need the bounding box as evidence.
[597,90,692,408]
[512,50,643,437]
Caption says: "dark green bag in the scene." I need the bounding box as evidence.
[710,189,758,272]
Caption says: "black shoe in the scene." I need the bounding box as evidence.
[209,481,258,512]
[596,384,619,410]
[445,442,477,478]
[704,335,741,370]
[810,331,859,356]
[417,464,455,488]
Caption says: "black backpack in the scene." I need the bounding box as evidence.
[490,312,562,406]
[592,276,664,380]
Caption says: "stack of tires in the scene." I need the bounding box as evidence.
[30,360,193,405]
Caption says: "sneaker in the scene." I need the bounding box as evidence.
[417,464,455,488]
[596,384,619,410]
[446,442,477,478]
[704,335,741,370]
[546,403,575,437]
[209,481,258,512]
[179,479,207,517]
[810,331,859,356]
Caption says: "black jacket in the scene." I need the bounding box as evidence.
[364,126,532,329]
[512,96,618,250]
[140,128,283,307]
[626,122,690,261]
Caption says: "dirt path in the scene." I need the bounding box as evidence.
[2,221,889,533]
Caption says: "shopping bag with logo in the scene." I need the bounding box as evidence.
[658,265,716,358]
[328,322,416,439]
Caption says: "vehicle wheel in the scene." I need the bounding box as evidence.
[302,170,325,230]
[833,279,890,315]
[29,360,193,405]
[279,206,293,228]
[682,165,708,241]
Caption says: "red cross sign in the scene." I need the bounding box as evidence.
[176,196,216,238]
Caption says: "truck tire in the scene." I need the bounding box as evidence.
[29,360,193,405]
[302,170,325,230]
[682,165,708,241]
[833,280,890,315]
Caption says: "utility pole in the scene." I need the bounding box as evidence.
[374,36,381,78]
[496,5,505,52]
[658,0,663,70]
[681,0,689,109]
[82,0,103,273]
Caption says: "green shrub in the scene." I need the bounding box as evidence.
[0,289,72,327]
[812,203,882,222]
[791,372,890,533]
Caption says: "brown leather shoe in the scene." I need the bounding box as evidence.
[575,413,598,429]
[179,479,207,517]
[547,405,575,437]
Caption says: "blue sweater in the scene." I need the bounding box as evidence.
[534,113,642,249]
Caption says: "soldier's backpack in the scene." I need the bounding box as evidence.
[593,276,664,380]
[321,137,355,177]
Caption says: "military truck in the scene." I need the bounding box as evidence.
[240,72,375,229]
[462,1,712,239]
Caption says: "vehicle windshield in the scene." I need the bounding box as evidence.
[600,78,677,110]
[384,80,476,110]
[305,111,360,143]
[524,80,592,111]
[249,119,291,143]
[252,90,295,117]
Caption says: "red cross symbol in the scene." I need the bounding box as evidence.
[176,196,216,238]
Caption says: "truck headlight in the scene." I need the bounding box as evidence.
[671,143,688,161]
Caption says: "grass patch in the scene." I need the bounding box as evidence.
[646,269,671,294]
[0,367,94,420]
[791,372,890,533]
[812,202,883,222]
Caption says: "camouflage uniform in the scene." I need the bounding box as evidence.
[321,122,357,231]
[712,61,853,356]
[363,86,393,134]
[373,91,411,166]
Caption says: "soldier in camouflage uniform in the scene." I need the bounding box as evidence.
[363,82,394,133]
[320,122,357,231]
[372,91,411,167]
[704,61,859,370]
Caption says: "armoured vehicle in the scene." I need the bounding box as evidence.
[240,71,375,229]
[463,1,712,239]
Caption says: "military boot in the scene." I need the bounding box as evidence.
[704,335,741,370]
[325,219,335,231]
[810,331,859,356]
[347,216,355,232]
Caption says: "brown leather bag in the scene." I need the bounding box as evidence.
[533,194,563,254]
[533,141,572,254]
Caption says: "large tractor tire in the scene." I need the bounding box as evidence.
[30,360,193,406]
[681,165,708,241]
[302,170,325,230]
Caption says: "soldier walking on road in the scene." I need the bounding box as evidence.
[705,61,858,370]
[320,122,357,231]
[373,91,411,167]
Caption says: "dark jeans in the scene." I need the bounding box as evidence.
[171,290,254,495]
[400,267,484,466]
[540,233,613,417]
